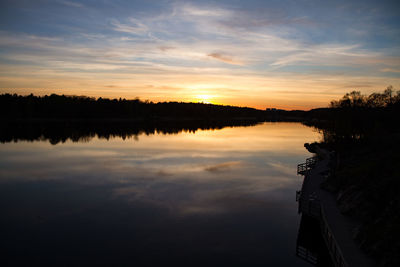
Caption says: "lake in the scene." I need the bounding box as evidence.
[0,122,320,266]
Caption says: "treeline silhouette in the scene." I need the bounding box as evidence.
[0,93,309,121]
[329,86,398,108]
[0,93,308,144]
[1,87,399,145]
[305,86,400,144]
[0,93,268,120]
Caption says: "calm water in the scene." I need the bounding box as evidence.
[0,122,320,266]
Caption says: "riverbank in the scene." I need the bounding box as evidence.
[297,148,375,267]
[307,134,400,267]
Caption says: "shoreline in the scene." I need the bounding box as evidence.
[297,148,375,266]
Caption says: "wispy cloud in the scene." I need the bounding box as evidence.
[207,52,243,65]
[57,0,84,8]
[179,3,232,17]
[158,46,175,52]
[269,44,384,67]
[381,68,400,73]
[204,161,243,172]
[110,18,148,35]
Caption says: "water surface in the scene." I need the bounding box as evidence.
[0,122,320,266]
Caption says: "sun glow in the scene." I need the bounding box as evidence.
[194,94,214,104]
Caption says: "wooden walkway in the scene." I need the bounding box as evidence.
[296,153,375,267]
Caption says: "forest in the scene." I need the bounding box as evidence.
[306,87,400,143]
[307,87,400,267]
[0,93,267,120]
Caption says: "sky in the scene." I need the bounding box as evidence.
[0,0,399,110]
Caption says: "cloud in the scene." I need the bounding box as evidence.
[179,3,232,18]
[381,68,400,73]
[110,18,148,35]
[218,10,314,31]
[158,46,175,52]
[269,44,381,67]
[204,161,243,172]
[57,0,84,8]
[207,52,243,65]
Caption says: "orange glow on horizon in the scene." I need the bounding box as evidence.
[1,65,399,111]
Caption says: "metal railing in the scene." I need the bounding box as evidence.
[297,193,321,219]
[297,156,318,175]
[296,155,348,267]
[296,245,318,265]
[320,207,349,267]
[296,191,348,267]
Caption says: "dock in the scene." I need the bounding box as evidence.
[296,153,375,267]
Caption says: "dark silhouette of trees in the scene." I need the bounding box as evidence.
[329,86,399,109]
[329,91,366,108]
[0,93,268,120]
[307,86,400,145]
[0,92,315,144]
[2,87,398,145]
[0,93,273,144]
[310,86,400,266]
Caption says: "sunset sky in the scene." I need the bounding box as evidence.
[1,0,399,110]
